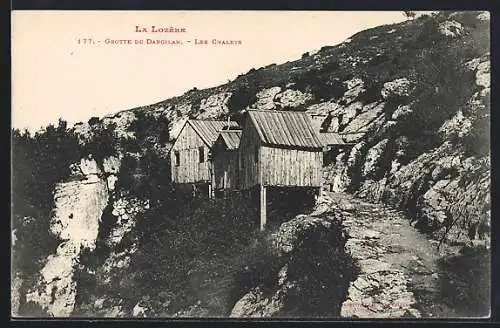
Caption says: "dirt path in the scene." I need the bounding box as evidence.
[326,192,458,318]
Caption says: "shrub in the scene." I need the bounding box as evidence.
[123,194,263,315]
[88,117,100,126]
[463,115,490,157]
[393,35,478,162]
[404,11,417,19]
[437,247,490,317]
[115,153,139,194]
[281,222,359,316]
[227,85,258,113]
[12,120,83,277]
[127,112,170,147]
[291,69,346,102]
[82,123,118,164]
[358,79,384,104]
[229,231,283,304]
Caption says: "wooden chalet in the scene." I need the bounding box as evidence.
[238,109,325,230]
[170,118,238,197]
[212,128,242,194]
[319,132,356,165]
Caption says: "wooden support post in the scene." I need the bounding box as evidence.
[208,183,212,199]
[260,184,267,231]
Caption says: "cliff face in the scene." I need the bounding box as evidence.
[22,158,111,316]
[322,52,490,247]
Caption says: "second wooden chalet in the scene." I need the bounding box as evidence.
[212,128,242,195]
[170,118,238,196]
[319,132,356,165]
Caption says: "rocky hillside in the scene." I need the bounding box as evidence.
[12,11,490,318]
[74,11,490,247]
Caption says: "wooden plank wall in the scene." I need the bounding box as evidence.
[261,146,323,187]
[170,123,211,183]
[214,150,239,190]
[213,148,225,190]
[239,121,261,190]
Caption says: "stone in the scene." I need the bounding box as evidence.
[197,92,232,119]
[353,277,371,290]
[407,308,422,318]
[99,110,137,140]
[342,103,385,134]
[254,87,282,110]
[389,159,401,175]
[338,199,356,212]
[102,156,121,174]
[343,78,366,103]
[104,305,125,317]
[465,57,482,71]
[361,297,374,306]
[230,287,282,318]
[439,110,472,138]
[391,104,413,120]
[438,20,464,37]
[341,300,373,318]
[273,213,335,256]
[359,259,391,274]
[341,102,363,125]
[387,309,409,317]
[362,139,389,178]
[277,265,288,286]
[310,203,331,216]
[393,293,416,309]
[476,60,490,89]
[79,157,102,176]
[477,11,490,21]
[381,78,414,100]
[346,285,364,301]
[275,89,313,108]
[94,298,105,309]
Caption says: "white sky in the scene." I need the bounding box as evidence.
[11,11,408,132]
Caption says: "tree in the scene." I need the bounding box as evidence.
[404,11,417,19]
[88,116,100,126]
[82,122,118,164]
[127,112,170,148]
[12,119,83,278]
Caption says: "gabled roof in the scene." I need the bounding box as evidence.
[217,130,242,150]
[319,132,346,146]
[245,110,324,149]
[187,119,239,147]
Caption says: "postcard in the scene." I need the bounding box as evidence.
[11,10,491,319]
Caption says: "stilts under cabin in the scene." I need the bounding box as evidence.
[169,118,238,198]
[238,109,324,230]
